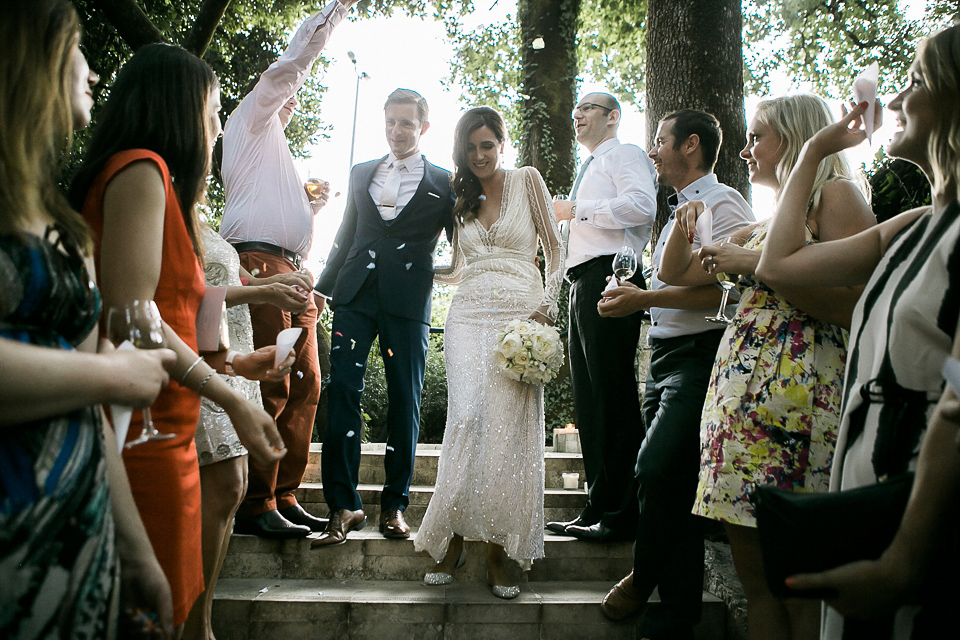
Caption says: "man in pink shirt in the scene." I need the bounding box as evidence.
[220,0,358,539]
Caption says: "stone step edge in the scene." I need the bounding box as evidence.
[214,577,723,606]
[308,442,583,459]
[295,482,586,497]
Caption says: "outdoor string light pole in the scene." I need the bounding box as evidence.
[347,51,370,170]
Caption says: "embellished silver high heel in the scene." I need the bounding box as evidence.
[490,584,520,599]
[423,547,467,585]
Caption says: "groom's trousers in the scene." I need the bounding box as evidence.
[322,276,428,514]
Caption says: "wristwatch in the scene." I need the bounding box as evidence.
[224,350,238,377]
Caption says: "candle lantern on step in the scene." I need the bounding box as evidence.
[553,423,581,453]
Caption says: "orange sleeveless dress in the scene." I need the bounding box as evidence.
[82,149,205,625]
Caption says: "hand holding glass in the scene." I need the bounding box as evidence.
[106,300,175,447]
[705,237,746,324]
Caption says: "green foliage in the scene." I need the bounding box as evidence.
[578,0,647,107]
[865,150,932,224]
[743,0,956,99]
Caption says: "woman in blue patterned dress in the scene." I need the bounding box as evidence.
[0,2,175,637]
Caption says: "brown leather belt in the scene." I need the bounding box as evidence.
[232,241,302,268]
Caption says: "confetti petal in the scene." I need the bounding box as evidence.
[367,262,376,269]
[397,243,406,249]
[387,348,393,357]
[368,249,376,258]
[333,242,339,249]
[332,345,340,350]
[296,371,304,378]
[334,331,343,337]
[350,339,356,350]
[405,263,413,270]
[355,362,363,367]
[386,445,395,452]
[346,430,355,437]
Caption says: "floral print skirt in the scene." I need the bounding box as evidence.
[692,282,848,527]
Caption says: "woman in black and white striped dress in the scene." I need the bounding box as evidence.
[756,24,960,640]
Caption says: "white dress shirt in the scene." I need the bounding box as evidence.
[648,173,755,340]
[219,1,347,257]
[368,153,426,220]
[566,137,659,270]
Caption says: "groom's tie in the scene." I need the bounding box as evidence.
[561,155,594,247]
[379,160,405,220]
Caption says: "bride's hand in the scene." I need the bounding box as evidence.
[528,310,554,326]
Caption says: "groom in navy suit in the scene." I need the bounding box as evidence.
[312,89,455,547]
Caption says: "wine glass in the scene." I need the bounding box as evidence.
[305,177,328,200]
[705,237,745,324]
[612,245,638,283]
[106,300,175,447]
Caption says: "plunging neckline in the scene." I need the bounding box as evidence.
[476,170,511,234]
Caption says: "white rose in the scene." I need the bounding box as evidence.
[498,333,523,359]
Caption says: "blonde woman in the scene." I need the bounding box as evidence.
[659,94,875,639]
[759,25,960,639]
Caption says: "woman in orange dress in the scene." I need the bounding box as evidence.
[70,44,289,633]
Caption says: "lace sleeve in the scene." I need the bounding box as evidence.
[433,224,464,285]
[524,167,564,322]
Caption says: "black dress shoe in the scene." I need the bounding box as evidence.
[278,504,329,532]
[545,516,592,534]
[234,510,310,539]
[566,522,632,543]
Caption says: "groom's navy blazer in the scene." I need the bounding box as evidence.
[315,155,455,325]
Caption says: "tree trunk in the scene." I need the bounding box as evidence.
[517,0,581,196]
[645,0,749,208]
[90,0,164,50]
[184,0,234,57]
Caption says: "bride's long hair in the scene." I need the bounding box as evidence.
[452,107,506,225]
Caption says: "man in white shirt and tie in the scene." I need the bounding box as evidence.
[311,89,455,547]
[219,0,357,539]
[547,92,658,542]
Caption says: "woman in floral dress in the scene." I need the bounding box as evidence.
[659,94,874,639]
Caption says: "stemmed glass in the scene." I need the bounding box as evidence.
[705,237,745,324]
[612,245,638,282]
[106,300,175,447]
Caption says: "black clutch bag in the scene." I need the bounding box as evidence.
[752,472,914,599]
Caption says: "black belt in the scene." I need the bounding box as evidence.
[566,254,612,283]
[232,241,302,268]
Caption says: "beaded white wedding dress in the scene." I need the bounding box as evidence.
[414,166,564,569]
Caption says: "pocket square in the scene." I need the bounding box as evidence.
[428,192,440,198]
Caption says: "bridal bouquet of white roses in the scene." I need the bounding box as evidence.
[494,318,565,385]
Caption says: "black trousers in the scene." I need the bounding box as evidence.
[634,329,724,639]
[567,255,644,531]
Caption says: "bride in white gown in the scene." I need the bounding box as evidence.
[414,107,564,598]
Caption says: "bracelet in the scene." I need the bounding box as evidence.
[180,356,203,383]
[196,370,215,394]
[532,310,550,321]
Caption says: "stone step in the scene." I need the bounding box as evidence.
[222,528,633,583]
[212,578,726,640]
[292,483,585,528]
[303,443,587,489]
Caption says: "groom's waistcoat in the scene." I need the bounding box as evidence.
[315,155,455,325]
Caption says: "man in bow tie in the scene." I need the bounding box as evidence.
[312,88,455,547]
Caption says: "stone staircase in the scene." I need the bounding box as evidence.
[212,443,728,639]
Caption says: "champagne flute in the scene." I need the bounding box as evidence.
[612,245,638,282]
[705,237,746,324]
[106,300,175,447]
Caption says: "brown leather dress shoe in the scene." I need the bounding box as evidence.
[601,572,646,621]
[379,508,411,539]
[310,509,367,548]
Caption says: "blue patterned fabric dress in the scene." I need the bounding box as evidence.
[0,228,118,639]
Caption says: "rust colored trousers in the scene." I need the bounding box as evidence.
[238,249,321,515]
